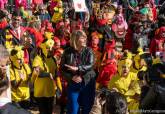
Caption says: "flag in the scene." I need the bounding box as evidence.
[73,0,88,12]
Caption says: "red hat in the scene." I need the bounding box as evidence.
[97,19,108,26]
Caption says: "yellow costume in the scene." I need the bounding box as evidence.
[51,1,63,23]
[118,51,132,76]
[44,32,54,39]
[54,48,64,92]
[5,30,13,49]
[131,48,147,74]
[32,39,57,97]
[10,46,31,102]
[108,59,140,112]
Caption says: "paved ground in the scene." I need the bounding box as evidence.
[30,105,61,114]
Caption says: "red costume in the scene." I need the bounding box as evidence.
[97,39,117,87]
[15,0,27,9]
[0,20,8,30]
[55,21,70,48]
[40,20,54,34]
[150,26,165,56]
[26,27,44,47]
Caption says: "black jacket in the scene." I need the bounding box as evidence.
[60,46,96,85]
[0,102,31,114]
[140,83,165,110]
[140,63,165,111]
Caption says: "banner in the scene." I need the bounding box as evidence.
[73,0,88,12]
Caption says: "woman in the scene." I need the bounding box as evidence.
[60,30,96,114]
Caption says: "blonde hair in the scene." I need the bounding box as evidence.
[70,30,87,50]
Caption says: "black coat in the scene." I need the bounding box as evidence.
[60,46,96,85]
[140,83,165,110]
[0,103,31,114]
[140,63,165,111]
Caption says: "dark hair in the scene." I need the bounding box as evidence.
[140,53,153,68]
[106,92,127,114]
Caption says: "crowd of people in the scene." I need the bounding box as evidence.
[0,0,165,114]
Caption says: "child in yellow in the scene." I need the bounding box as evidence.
[9,46,31,109]
[117,50,132,76]
[108,59,141,112]
[31,39,57,114]
[51,1,64,24]
[5,30,13,49]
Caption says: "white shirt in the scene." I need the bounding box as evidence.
[0,97,11,107]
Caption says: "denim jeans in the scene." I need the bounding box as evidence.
[67,78,95,114]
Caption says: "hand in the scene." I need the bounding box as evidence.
[93,92,106,108]
[49,73,54,80]
[112,88,119,92]
[72,75,82,83]
[24,37,32,48]
[18,71,25,80]
[34,67,40,73]
[65,64,78,72]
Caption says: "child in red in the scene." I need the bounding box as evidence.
[150,26,165,56]
[96,39,117,88]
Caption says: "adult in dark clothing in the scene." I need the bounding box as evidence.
[139,54,165,113]
[158,14,165,27]
[61,30,96,114]
[0,45,31,114]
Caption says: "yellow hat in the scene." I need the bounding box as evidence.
[134,49,144,70]
[40,39,54,57]
[118,58,132,75]
[10,46,24,69]
[122,59,132,70]
[122,50,132,59]
[44,32,54,39]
